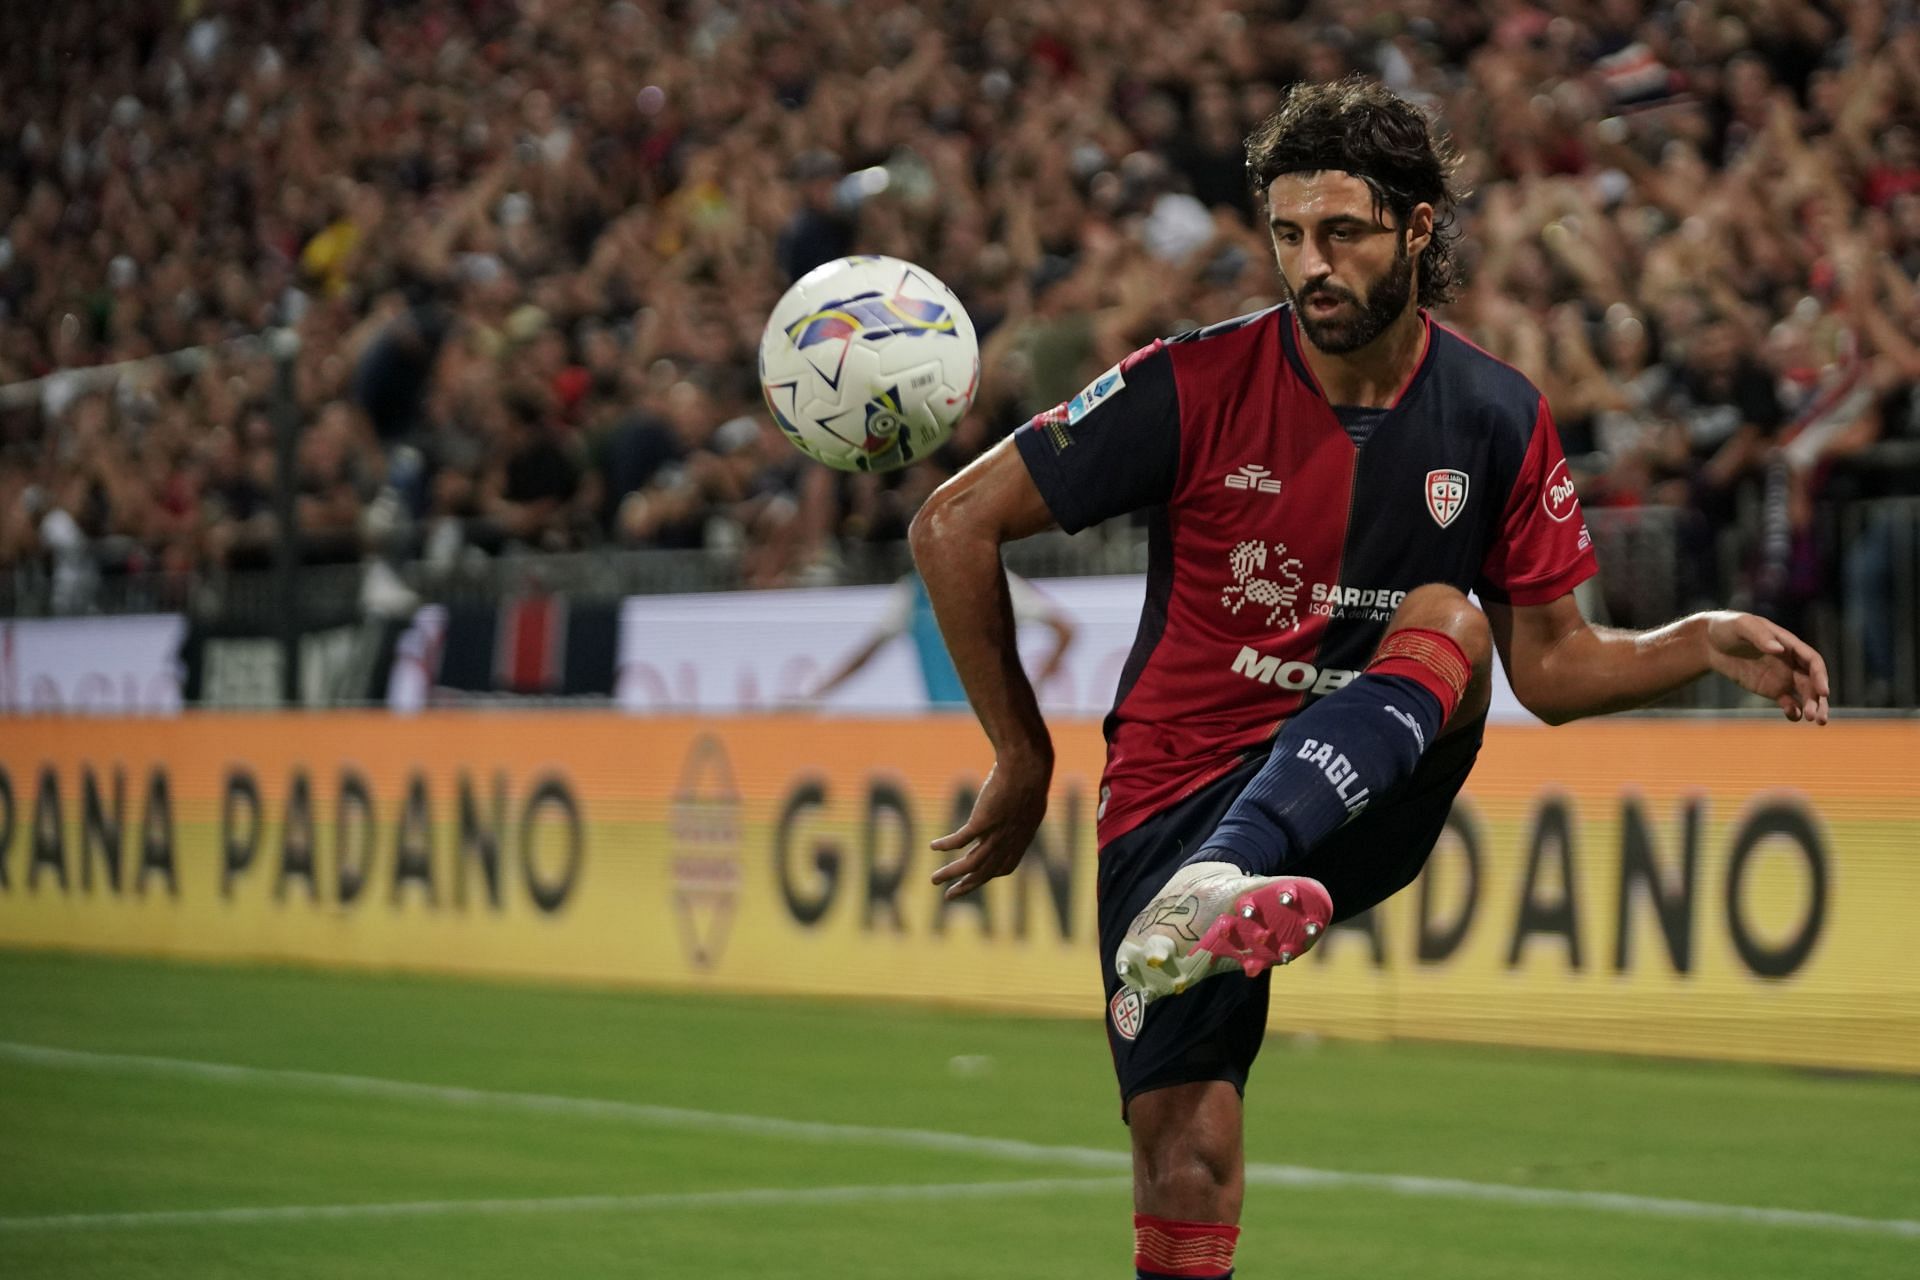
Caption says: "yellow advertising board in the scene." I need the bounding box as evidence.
[0,714,1914,1072]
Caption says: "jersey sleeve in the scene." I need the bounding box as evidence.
[1012,341,1180,533]
[1476,400,1600,606]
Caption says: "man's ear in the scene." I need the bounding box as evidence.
[1405,201,1435,258]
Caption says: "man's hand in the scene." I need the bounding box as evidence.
[1491,594,1835,727]
[929,750,1052,900]
[1704,611,1830,724]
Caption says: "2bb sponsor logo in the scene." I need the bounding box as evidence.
[1543,459,1580,523]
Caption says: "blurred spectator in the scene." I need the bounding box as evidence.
[1668,318,1783,510]
[0,0,1915,649]
[488,394,582,551]
[777,151,855,285]
[1553,304,1679,507]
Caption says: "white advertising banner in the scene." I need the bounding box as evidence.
[614,577,1145,717]
[614,576,1534,722]
[0,614,186,715]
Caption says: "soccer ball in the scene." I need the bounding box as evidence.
[759,256,979,473]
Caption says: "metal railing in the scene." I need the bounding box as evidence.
[0,524,1140,621]
[1834,496,1920,708]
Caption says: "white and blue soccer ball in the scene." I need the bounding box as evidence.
[759,255,979,473]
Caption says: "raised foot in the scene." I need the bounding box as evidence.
[1115,865,1333,1003]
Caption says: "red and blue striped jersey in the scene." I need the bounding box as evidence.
[1013,304,1597,846]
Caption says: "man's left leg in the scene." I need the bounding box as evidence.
[1117,584,1491,995]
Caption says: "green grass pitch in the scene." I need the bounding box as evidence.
[0,950,1915,1278]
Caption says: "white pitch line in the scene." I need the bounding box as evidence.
[0,1177,1131,1234]
[2,1040,1916,1241]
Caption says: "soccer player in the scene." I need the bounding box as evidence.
[907,78,1829,1280]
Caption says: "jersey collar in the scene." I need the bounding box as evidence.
[1279,303,1435,411]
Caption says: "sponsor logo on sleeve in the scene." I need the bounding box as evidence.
[1543,459,1580,523]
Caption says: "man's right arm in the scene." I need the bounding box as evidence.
[908,439,1060,899]
[911,340,1183,897]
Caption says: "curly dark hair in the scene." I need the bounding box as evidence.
[1245,76,1465,307]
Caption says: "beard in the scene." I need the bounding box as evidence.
[1290,246,1416,355]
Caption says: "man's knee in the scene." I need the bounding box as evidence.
[1379,584,1493,728]
[1128,1081,1243,1220]
[1385,584,1492,676]
[1135,1130,1237,1205]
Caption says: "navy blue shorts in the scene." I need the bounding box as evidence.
[1096,717,1485,1116]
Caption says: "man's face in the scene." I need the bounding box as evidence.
[1265,171,1429,355]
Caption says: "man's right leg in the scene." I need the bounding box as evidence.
[1129,1082,1245,1279]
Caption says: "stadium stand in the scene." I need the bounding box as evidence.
[2,0,1918,700]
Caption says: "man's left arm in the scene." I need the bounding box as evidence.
[1478,395,1827,727]
[1485,593,1830,727]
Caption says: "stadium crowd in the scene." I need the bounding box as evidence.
[2,0,1918,684]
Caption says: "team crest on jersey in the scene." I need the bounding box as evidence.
[1110,987,1144,1040]
[1425,468,1469,529]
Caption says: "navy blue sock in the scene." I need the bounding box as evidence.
[1184,673,1445,877]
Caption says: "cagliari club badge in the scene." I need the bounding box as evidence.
[1110,987,1144,1040]
[1425,468,1469,529]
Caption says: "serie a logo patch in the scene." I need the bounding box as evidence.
[1067,362,1125,424]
